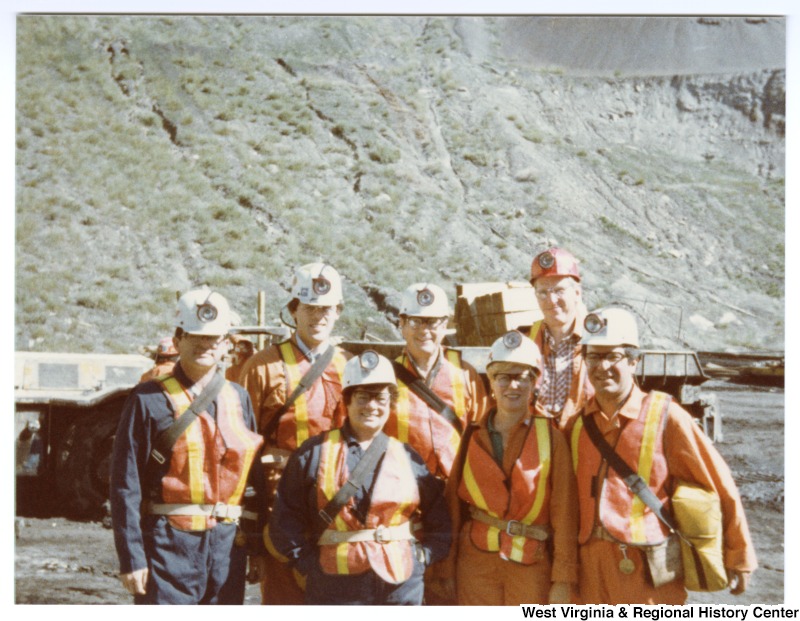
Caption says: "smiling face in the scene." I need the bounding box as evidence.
[292,302,340,348]
[400,316,448,361]
[488,362,537,416]
[174,332,229,380]
[346,385,393,442]
[534,275,581,331]
[585,345,638,406]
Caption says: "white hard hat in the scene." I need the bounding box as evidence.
[399,283,449,318]
[290,263,343,306]
[343,350,396,390]
[175,287,232,336]
[580,307,640,348]
[487,330,541,372]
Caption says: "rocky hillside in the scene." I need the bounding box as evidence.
[14,15,785,354]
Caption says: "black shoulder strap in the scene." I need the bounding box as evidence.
[392,360,463,434]
[263,344,337,440]
[581,413,677,532]
[317,432,391,530]
[149,371,226,466]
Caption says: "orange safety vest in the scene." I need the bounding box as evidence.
[157,375,264,531]
[386,349,469,478]
[528,320,593,426]
[458,416,553,565]
[571,391,672,545]
[274,341,348,450]
[315,429,420,584]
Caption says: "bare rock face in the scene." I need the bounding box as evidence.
[14,16,785,354]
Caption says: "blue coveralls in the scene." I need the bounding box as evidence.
[268,423,451,605]
[110,364,265,604]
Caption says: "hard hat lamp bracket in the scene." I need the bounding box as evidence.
[502,330,523,349]
[197,303,218,323]
[584,313,607,334]
[417,288,434,307]
[312,277,332,296]
[360,350,380,371]
[538,252,555,269]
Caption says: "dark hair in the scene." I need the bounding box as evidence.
[288,299,345,315]
[174,327,184,339]
[342,384,398,407]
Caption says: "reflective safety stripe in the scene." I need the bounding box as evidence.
[279,342,311,446]
[161,377,206,530]
[395,378,412,444]
[319,429,351,574]
[223,387,259,506]
[571,416,584,474]
[462,452,501,550]
[508,418,551,562]
[630,392,668,543]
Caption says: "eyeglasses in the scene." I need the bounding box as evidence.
[353,390,391,406]
[585,352,627,367]
[405,317,447,330]
[183,334,227,346]
[298,304,337,317]
[534,283,575,300]
[492,372,534,387]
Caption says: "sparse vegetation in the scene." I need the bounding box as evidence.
[14,15,785,354]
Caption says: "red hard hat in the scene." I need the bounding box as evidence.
[157,337,178,357]
[529,247,581,283]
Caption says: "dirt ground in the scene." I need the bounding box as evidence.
[13,380,784,605]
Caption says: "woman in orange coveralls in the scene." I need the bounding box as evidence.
[444,330,578,605]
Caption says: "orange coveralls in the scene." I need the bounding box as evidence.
[386,347,488,604]
[444,408,578,605]
[573,386,757,604]
[238,337,351,605]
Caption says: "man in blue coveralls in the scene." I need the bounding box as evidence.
[110,287,266,604]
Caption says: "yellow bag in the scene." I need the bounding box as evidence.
[671,482,729,592]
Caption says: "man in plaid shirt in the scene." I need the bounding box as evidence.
[527,247,593,431]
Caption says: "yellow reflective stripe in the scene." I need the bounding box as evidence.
[630,393,667,543]
[462,451,500,551]
[332,349,347,382]
[336,542,350,574]
[395,381,411,444]
[571,417,584,474]
[445,350,467,422]
[223,385,258,506]
[162,377,206,529]
[508,418,551,562]
[279,342,310,446]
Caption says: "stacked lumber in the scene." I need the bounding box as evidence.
[454,282,543,346]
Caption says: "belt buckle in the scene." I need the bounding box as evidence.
[212,502,227,519]
[506,519,523,537]
[373,525,389,543]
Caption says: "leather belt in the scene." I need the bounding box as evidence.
[468,505,551,541]
[145,501,257,521]
[261,447,292,468]
[318,521,416,545]
[592,526,621,542]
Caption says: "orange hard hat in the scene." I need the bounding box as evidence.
[530,247,581,283]
[157,337,178,357]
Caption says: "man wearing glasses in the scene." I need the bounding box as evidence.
[528,247,592,430]
[386,283,488,604]
[110,288,265,604]
[238,262,353,604]
[571,307,755,604]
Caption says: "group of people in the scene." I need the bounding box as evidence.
[110,248,757,606]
